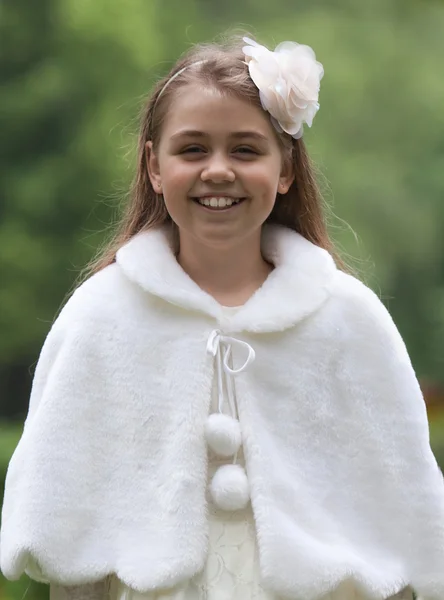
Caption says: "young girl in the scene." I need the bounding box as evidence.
[1,34,443,600]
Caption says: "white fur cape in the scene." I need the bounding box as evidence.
[1,225,444,600]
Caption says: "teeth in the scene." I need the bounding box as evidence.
[197,197,241,208]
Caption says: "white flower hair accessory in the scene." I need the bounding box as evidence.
[242,36,324,139]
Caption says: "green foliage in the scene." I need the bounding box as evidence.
[0,424,21,467]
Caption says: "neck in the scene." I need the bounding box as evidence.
[177,232,274,307]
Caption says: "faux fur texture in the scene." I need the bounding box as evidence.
[1,225,443,600]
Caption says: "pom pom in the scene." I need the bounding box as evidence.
[210,464,250,511]
[205,413,242,457]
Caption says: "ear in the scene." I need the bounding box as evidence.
[145,141,162,194]
[278,159,295,195]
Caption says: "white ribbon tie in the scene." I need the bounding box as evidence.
[206,330,256,417]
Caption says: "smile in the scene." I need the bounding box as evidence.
[192,196,246,210]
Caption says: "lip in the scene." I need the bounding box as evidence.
[191,193,245,199]
[191,196,247,211]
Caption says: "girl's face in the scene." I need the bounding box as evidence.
[146,84,294,252]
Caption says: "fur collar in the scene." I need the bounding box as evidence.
[116,224,338,332]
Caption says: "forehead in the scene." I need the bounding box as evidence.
[160,84,277,142]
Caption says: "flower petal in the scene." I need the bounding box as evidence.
[243,36,261,48]
[242,37,323,138]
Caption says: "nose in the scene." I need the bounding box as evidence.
[201,152,235,183]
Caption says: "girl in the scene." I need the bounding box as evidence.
[1,34,443,600]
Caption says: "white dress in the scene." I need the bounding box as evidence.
[50,304,414,600]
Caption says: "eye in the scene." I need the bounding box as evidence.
[181,145,205,154]
[234,146,259,155]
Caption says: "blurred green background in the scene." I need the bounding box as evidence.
[1,0,444,598]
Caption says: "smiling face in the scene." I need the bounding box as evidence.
[146,84,294,253]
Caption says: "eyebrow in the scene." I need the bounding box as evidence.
[170,130,269,142]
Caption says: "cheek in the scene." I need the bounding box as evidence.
[244,161,281,192]
[160,158,196,192]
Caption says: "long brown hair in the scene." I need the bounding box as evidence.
[82,35,349,281]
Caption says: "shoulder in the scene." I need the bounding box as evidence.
[46,263,142,350]
[57,263,138,327]
[34,264,141,373]
[327,271,409,357]
[331,271,390,321]
[332,271,392,321]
